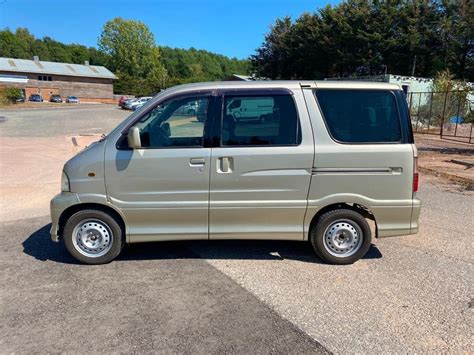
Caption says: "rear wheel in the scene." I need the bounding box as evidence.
[310,209,371,265]
[63,209,124,264]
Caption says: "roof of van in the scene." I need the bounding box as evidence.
[161,80,401,95]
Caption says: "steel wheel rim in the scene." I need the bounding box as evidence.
[323,219,363,258]
[72,219,114,258]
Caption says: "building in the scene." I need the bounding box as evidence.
[325,74,434,95]
[0,56,117,102]
[325,73,473,111]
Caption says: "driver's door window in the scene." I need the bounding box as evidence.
[134,96,209,148]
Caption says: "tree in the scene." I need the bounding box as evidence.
[98,17,166,93]
[0,24,250,93]
[251,0,473,81]
[417,70,472,125]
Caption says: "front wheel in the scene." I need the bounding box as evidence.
[310,209,371,265]
[63,209,124,264]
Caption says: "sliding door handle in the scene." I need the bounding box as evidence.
[217,157,233,173]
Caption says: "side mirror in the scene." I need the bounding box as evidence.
[127,127,142,148]
[161,122,171,137]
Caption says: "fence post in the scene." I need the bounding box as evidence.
[453,92,462,137]
[416,93,422,131]
[440,91,448,137]
[428,91,434,132]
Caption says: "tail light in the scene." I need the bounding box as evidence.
[413,157,419,193]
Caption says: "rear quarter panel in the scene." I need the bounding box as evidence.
[302,88,415,238]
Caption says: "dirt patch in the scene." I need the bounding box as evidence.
[415,134,474,190]
[0,134,100,222]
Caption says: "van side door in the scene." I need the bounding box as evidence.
[209,88,314,240]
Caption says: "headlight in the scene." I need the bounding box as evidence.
[61,171,70,192]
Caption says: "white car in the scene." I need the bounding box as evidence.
[128,97,152,110]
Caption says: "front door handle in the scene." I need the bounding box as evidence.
[190,158,205,167]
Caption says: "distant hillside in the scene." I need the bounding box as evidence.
[0,28,250,89]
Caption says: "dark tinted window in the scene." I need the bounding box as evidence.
[222,95,299,146]
[315,90,402,143]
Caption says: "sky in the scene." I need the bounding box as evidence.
[0,0,338,59]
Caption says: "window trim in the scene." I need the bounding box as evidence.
[314,89,406,145]
[117,91,216,150]
[214,90,302,148]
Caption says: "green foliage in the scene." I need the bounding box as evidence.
[0,24,250,95]
[417,70,472,125]
[0,28,109,65]
[0,87,22,105]
[159,46,250,86]
[98,18,167,95]
[252,0,474,81]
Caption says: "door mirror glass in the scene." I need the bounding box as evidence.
[161,122,171,137]
[127,127,142,148]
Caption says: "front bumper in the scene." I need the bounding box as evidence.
[50,192,81,242]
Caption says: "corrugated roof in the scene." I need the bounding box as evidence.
[0,57,117,79]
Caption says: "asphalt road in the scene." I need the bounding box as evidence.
[0,104,472,353]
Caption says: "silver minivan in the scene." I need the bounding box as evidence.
[50,81,421,265]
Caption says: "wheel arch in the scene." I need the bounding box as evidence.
[307,202,377,239]
[58,203,126,241]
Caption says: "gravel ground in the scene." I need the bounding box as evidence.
[0,105,472,353]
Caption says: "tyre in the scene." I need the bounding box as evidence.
[63,209,124,264]
[309,208,371,265]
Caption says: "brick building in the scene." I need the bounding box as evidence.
[0,56,117,102]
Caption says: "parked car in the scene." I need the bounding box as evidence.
[50,81,420,265]
[28,94,43,102]
[131,102,147,111]
[121,98,136,110]
[118,96,127,107]
[66,96,79,104]
[50,95,62,103]
[127,96,153,110]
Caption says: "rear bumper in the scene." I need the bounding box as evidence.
[410,198,421,234]
[372,198,421,238]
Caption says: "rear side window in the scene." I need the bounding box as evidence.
[222,94,300,146]
[315,90,402,143]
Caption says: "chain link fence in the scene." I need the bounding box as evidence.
[408,90,473,144]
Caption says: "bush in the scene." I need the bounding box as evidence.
[414,71,473,126]
[0,87,23,105]
[5,88,22,101]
